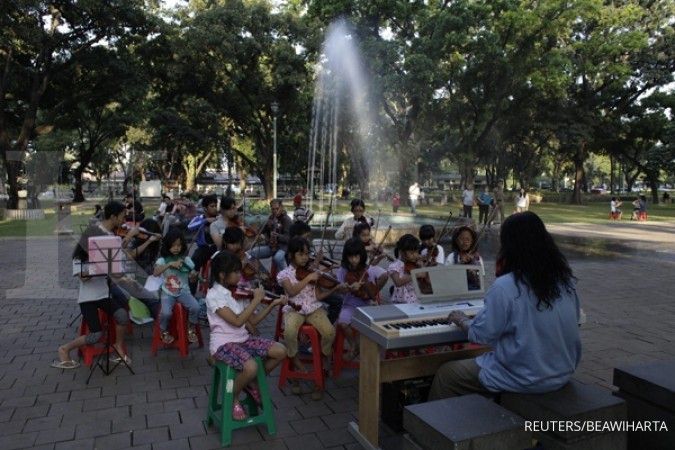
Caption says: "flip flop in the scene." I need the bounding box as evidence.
[50,360,80,369]
[111,354,132,365]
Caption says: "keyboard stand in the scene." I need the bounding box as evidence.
[348,333,488,450]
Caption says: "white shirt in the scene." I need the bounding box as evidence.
[205,283,250,354]
[462,190,475,206]
[420,245,445,265]
[408,184,420,200]
[516,194,529,208]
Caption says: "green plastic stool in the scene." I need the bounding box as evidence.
[205,357,276,446]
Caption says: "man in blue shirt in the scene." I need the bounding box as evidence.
[429,212,581,399]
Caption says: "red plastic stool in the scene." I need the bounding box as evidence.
[273,304,284,342]
[332,326,359,378]
[151,303,203,357]
[278,324,325,391]
[78,309,127,367]
[197,260,211,298]
[609,211,621,220]
[638,211,648,221]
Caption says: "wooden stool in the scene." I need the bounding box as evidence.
[332,326,359,378]
[205,357,276,447]
[151,303,203,357]
[278,324,325,391]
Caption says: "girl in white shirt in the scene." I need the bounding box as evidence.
[205,251,287,421]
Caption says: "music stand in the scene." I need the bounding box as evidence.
[84,237,135,384]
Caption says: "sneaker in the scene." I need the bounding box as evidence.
[187,326,198,344]
[161,331,175,344]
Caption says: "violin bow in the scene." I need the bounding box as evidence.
[436,211,454,243]
[468,205,499,254]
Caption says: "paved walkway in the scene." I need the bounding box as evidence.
[0,225,673,449]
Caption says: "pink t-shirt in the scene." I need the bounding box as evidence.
[387,259,419,304]
[276,265,323,315]
[205,283,250,354]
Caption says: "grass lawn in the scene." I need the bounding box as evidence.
[1,197,673,237]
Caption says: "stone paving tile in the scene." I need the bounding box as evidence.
[0,234,673,449]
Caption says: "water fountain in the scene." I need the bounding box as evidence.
[306,19,457,245]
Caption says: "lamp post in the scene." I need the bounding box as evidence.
[271,101,279,199]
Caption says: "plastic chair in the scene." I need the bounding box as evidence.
[205,357,276,447]
[79,309,127,366]
[278,324,325,391]
[332,325,359,378]
[151,303,203,357]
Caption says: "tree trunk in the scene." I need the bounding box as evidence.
[72,168,86,203]
[571,145,585,204]
[647,172,659,204]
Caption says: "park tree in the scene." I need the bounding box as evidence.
[0,0,151,208]
[145,0,312,198]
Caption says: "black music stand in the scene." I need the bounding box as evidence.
[83,241,135,384]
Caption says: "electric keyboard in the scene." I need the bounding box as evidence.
[352,264,487,349]
[352,300,484,349]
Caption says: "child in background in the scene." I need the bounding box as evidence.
[206,251,287,420]
[392,193,401,213]
[154,228,201,344]
[445,226,484,290]
[388,234,422,304]
[337,238,389,359]
[277,237,343,400]
[418,224,445,266]
[610,197,622,220]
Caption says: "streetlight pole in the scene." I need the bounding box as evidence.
[271,101,279,199]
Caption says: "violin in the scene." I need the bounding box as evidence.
[295,266,340,289]
[419,244,439,267]
[345,267,379,301]
[116,223,162,241]
[227,285,301,310]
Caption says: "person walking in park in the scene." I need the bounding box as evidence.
[408,182,421,215]
[477,185,493,226]
[461,183,475,218]
[515,188,530,213]
[392,192,401,213]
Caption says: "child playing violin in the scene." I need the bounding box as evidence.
[388,234,422,304]
[336,238,389,359]
[445,226,484,290]
[205,251,288,421]
[419,224,445,266]
[276,237,345,400]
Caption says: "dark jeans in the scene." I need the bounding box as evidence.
[478,205,490,224]
[463,205,473,218]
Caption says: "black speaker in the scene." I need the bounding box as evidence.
[381,377,433,432]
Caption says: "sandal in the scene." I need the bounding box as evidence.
[244,385,262,406]
[187,326,198,344]
[111,354,132,365]
[311,388,323,401]
[161,331,175,344]
[50,360,80,370]
[232,402,248,421]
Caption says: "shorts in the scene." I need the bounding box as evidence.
[213,336,275,370]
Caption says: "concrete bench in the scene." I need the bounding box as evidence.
[613,360,674,450]
[403,394,531,450]
[501,380,627,450]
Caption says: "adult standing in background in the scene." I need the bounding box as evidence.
[461,183,475,218]
[477,185,493,226]
[515,188,530,213]
[408,182,420,215]
[492,181,505,224]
